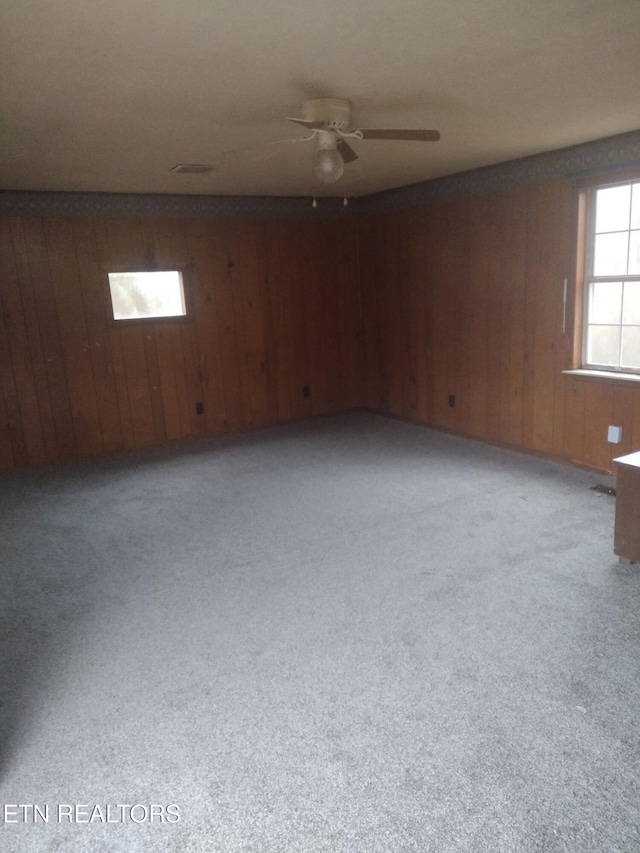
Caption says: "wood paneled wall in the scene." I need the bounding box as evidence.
[3,176,640,474]
[359,178,640,473]
[0,215,363,469]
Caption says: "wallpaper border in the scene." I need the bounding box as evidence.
[0,191,351,220]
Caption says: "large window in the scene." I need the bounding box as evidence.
[583,179,640,373]
[107,270,187,321]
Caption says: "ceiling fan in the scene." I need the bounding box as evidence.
[283,98,440,184]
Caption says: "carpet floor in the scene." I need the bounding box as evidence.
[0,412,638,852]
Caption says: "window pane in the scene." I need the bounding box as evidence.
[595,185,631,233]
[590,280,622,324]
[621,326,640,370]
[585,180,640,374]
[587,325,621,366]
[622,282,640,324]
[108,271,186,320]
[631,183,640,230]
[593,232,629,275]
[629,231,640,275]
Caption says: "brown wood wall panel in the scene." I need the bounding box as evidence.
[0,216,47,466]
[562,377,586,464]
[264,221,295,423]
[0,214,362,470]
[45,218,107,457]
[632,390,640,453]
[4,181,639,475]
[465,197,490,440]
[496,189,527,448]
[8,218,59,464]
[71,219,123,454]
[0,220,27,467]
[361,178,640,473]
[234,220,275,428]
[284,225,313,422]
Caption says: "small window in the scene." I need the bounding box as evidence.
[583,179,640,373]
[107,270,187,321]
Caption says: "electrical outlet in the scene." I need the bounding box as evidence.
[195,402,204,415]
[607,425,622,443]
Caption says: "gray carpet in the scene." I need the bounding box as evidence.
[1,412,639,852]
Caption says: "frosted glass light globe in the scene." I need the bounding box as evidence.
[313,148,344,183]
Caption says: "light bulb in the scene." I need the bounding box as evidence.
[313,148,344,183]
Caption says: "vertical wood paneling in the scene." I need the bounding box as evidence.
[421,212,438,424]
[0,218,29,467]
[0,216,48,466]
[582,383,614,471]
[254,222,280,423]
[563,377,586,465]
[632,392,640,453]
[8,218,59,463]
[263,220,294,422]
[102,219,157,449]
[93,220,136,451]
[465,196,492,440]
[301,219,330,416]
[71,218,124,453]
[426,207,451,428]
[450,200,471,434]
[184,219,227,434]
[406,212,429,422]
[153,325,184,442]
[44,217,105,457]
[361,177,640,473]
[382,213,406,417]
[0,212,362,470]
[357,216,380,410]
[233,220,273,427]
[3,188,638,475]
[205,219,247,431]
[22,218,78,461]
[316,219,342,413]
[498,188,527,448]
[526,181,571,456]
[288,223,315,420]
[0,378,15,469]
[611,386,635,459]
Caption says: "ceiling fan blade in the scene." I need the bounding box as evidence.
[286,117,320,129]
[358,129,440,142]
[220,136,314,157]
[269,135,315,146]
[337,138,358,163]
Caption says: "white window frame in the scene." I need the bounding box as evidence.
[581,177,640,375]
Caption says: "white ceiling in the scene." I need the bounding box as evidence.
[2,0,640,198]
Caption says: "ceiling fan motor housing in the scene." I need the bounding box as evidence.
[302,98,351,130]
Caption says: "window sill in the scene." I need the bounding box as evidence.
[563,368,640,384]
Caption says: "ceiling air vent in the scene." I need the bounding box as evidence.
[170,164,215,174]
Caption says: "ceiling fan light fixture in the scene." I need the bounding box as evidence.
[313,147,344,183]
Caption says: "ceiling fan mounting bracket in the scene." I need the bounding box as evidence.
[302,98,352,130]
